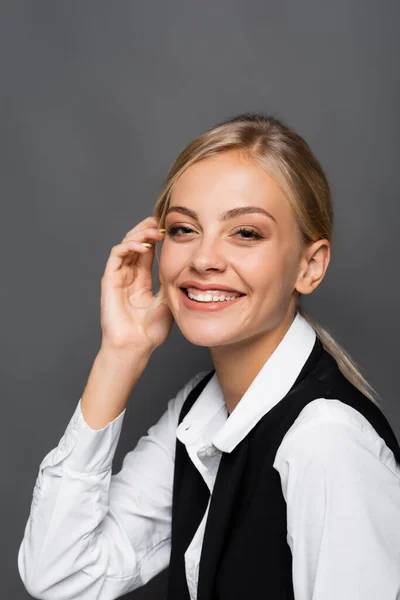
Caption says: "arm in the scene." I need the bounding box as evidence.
[274,399,400,600]
[18,370,208,600]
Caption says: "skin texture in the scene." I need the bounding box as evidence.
[158,149,330,413]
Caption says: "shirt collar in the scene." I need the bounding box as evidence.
[176,311,316,453]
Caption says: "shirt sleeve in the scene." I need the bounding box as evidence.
[273,401,400,600]
[18,370,209,600]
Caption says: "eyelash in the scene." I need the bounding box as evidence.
[166,225,264,241]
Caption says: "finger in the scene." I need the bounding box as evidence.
[103,240,152,278]
[121,242,152,267]
[123,217,161,238]
[122,226,165,245]
[122,228,165,268]
[123,238,158,288]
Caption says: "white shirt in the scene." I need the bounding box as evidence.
[18,312,400,600]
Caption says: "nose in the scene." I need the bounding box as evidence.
[187,237,227,274]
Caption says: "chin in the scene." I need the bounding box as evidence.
[178,326,239,348]
[181,324,270,352]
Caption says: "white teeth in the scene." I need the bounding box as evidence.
[187,290,239,302]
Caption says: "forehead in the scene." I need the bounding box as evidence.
[169,150,288,216]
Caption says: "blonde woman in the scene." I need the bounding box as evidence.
[18,114,400,600]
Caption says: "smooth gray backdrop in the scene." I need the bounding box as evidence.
[2,1,399,598]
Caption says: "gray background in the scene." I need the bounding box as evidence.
[2,1,399,598]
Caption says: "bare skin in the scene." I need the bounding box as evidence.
[81,148,330,429]
[80,218,171,429]
[158,149,330,414]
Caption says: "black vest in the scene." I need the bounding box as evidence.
[166,337,400,600]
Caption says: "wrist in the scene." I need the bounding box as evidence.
[98,344,154,366]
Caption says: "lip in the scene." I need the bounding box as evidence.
[179,280,245,294]
[179,287,245,311]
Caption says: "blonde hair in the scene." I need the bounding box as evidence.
[150,112,381,407]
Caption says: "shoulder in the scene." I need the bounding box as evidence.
[273,398,399,478]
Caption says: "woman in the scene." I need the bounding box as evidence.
[18,114,400,599]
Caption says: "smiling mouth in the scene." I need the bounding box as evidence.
[180,287,246,301]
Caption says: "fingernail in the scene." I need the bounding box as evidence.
[142,242,153,248]
[158,228,166,233]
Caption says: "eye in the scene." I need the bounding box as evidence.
[234,227,263,240]
[166,225,264,241]
[166,225,194,237]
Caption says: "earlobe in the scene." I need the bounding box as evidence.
[297,240,330,295]
[293,253,311,296]
[294,271,313,296]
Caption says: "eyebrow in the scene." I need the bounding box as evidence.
[165,205,277,223]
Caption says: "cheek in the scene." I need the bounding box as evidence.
[242,247,294,294]
[235,247,281,282]
[158,242,185,282]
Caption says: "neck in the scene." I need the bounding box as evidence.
[210,309,297,414]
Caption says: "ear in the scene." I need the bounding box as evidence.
[295,239,330,295]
